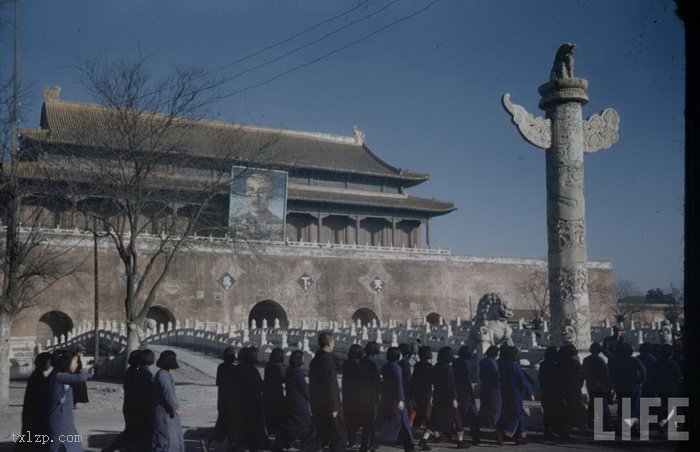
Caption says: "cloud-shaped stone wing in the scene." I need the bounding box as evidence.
[502,93,551,149]
[583,108,620,153]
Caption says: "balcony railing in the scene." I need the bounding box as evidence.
[3,225,451,255]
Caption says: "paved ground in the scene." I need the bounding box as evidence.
[0,346,682,451]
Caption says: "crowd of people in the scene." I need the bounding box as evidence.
[18,326,684,452]
[539,326,683,439]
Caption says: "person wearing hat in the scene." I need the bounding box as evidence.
[602,324,626,361]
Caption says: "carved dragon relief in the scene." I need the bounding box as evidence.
[559,264,589,304]
[502,94,551,149]
[583,108,620,153]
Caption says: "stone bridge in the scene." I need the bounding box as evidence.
[14,315,680,379]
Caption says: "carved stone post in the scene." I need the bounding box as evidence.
[502,44,620,349]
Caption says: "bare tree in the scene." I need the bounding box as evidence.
[663,286,684,324]
[45,57,277,360]
[596,278,643,322]
[0,77,88,412]
[519,267,550,320]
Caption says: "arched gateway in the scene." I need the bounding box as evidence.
[36,310,74,345]
[249,300,288,329]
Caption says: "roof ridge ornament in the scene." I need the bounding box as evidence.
[43,86,61,103]
[352,126,365,145]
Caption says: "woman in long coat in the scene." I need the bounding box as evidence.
[235,347,268,452]
[497,346,533,444]
[152,350,185,452]
[275,350,311,451]
[558,343,585,437]
[19,352,53,452]
[133,349,155,450]
[476,346,501,444]
[410,346,433,430]
[264,348,286,436]
[453,346,478,444]
[538,346,561,437]
[342,344,364,446]
[419,347,467,450]
[210,347,237,448]
[46,349,90,452]
[106,350,141,452]
[375,347,414,452]
[357,341,382,452]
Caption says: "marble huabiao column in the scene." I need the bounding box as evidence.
[502,43,620,350]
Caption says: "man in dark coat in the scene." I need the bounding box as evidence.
[637,342,658,397]
[301,332,347,452]
[276,350,312,451]
[398,343,414,411]
[19,352,53,452]
[265,348,287,436]
[655,344,682,430]
[453,346,478,444]
[608,343,646,434]
[582,342,610,430]
[375,347,415,452]
[419,347,468,450]
[356,342,381,452]
[557,343,585,437]
[410,346,434,430]
[602,325,625,360]
[342,344,364,448]
[539,346,561,437]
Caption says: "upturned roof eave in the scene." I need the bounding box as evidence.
[18,131,431,185]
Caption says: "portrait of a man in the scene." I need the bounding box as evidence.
[229,167,287,241]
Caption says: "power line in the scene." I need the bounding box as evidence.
[201,0,374,78]
[218,0,443,100]
[211,0,401,89]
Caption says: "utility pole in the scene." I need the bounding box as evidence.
[12,0,19,157]
[93,219,100,378]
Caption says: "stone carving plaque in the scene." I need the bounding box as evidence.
[557,219,585,250]
[297,273,314,292]
[559,264,589,303]
[218,272,236,291]
[370,276,385,294]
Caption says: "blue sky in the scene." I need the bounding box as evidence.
[2,0,684,293]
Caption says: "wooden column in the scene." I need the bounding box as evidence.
[171,203,180,235]
[317,212,322,243]
[391,217,396,247]
[425,218,431,249]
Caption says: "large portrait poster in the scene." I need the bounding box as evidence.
[229,166,288,241]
